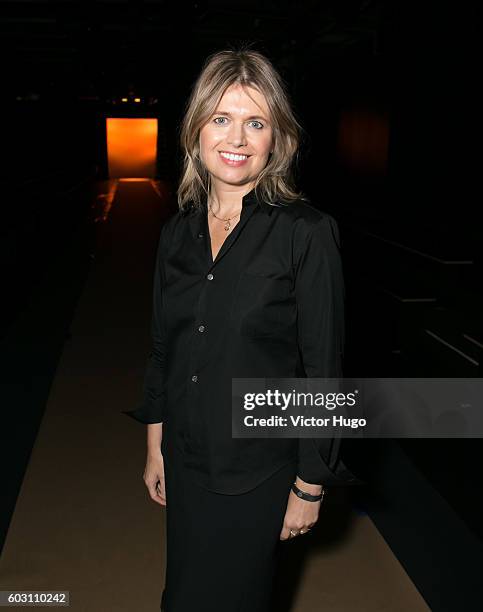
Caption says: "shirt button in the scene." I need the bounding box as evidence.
[191,375,198,382]
[206,273,214,280]
[198,232,204,238]
[198,325,205,332]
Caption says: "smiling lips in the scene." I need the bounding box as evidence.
[218,151,250,166]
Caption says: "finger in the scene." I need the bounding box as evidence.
[279,525,292,541]
[158,481,166,504]
[156,481,167,505]
[146,479,165,506]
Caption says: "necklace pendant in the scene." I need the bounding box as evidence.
[224,221,230,231]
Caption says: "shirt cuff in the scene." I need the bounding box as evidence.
[121,397,164,424]
[297,438,364,487]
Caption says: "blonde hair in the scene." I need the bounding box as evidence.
[177,45,308,212]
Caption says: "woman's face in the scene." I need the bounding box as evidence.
[199,83,274,190]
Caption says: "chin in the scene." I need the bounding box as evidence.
[212,169,251,183]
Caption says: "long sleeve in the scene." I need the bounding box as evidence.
[121,225,167,424]
[294,214,358,486]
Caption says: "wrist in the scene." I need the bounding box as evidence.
[147,445,163,458]
[292,481,325,503]
[295,476,323,495]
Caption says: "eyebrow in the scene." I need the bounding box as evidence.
[213,110,269,122]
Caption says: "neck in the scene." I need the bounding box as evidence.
[208,181,254,217]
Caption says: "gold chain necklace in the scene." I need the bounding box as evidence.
[208,199,241,231]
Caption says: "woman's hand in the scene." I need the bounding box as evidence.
[279,477,323,540]
[143,450,166,506]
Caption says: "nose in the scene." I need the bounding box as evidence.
[226,122,247,148]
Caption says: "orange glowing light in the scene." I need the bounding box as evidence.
[119,178,150,182]
[106,118,158,178]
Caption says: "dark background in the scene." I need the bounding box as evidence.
[1,2,482,610]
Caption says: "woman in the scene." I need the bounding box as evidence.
[123,47,359,611]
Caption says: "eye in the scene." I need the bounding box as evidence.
[213,116,228,125]
[249,121,264,129]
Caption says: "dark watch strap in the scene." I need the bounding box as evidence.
[292,482,325,502]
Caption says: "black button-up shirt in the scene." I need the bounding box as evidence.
[122,187,360,494]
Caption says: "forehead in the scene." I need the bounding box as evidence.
[216,83,269,116]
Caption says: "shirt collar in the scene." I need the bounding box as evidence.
[182,186,274,217]
[207,187,273,216]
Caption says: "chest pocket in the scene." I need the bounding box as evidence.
[230,270,294,338]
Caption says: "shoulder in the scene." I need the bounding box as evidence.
[269,198,341,246]
[159,209,185,244]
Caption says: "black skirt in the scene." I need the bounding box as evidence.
[161,447,298,612]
